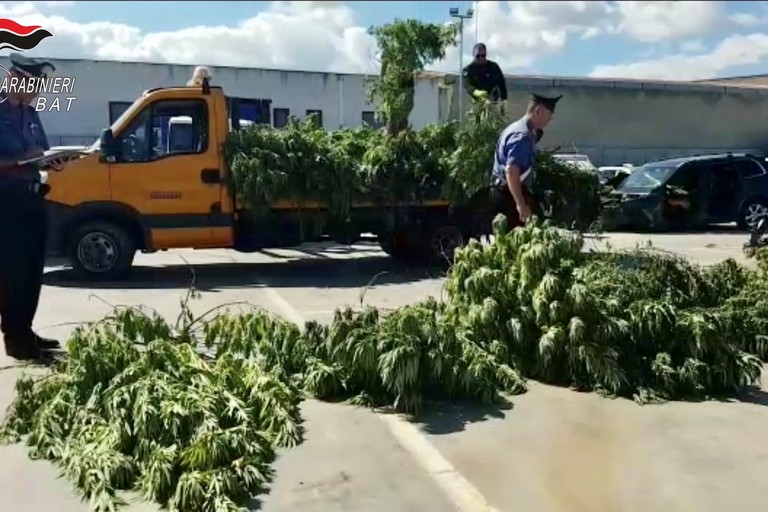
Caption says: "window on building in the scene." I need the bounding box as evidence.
[306,109,323,128]
[273,108,290,129]
[108,101,133,125]
[228,97,272,128]
[116,99,208,163]
[362,110,382,129]
[736,158,766,178]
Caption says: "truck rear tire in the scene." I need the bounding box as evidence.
[379,230,413,259]
[426,224,465,265]
[67,221,136,281]
[379,223,466,266]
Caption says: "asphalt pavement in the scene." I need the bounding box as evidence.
[1,229,766,512]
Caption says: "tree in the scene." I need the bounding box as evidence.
[367,19,458,135]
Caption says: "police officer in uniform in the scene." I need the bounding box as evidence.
[463,43,508,104]
[488,92,562,228]
[0,53,65,360]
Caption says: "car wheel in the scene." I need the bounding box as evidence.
[738,199,768,230]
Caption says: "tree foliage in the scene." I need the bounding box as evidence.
[366,19,458,134]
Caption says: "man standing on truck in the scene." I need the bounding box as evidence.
[463,43,508,106]
[0,53,66,361]
[488,92,562,228]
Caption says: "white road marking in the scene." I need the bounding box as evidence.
[261,286,305,325]
[261,285,499,512]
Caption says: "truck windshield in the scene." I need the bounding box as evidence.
[620,164,677,189]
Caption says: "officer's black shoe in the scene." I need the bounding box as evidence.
[34,334,61,350]
[4,344,55,362]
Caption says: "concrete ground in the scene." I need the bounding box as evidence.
[1,228,766,512]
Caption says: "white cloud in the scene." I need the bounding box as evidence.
[2,1,380,74]
[614,1,720,43]
[680,39,706,53]
[0,1,72,14]
[0,0,766,82]
[589,34,768,80]
[729,12,764,27]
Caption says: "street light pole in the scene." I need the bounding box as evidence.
[449,7,474,126]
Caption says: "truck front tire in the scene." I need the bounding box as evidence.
[67,221,136,281]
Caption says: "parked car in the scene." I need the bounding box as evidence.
[552,153,597,172]
[602,153,768,231]
[597,165,632,184]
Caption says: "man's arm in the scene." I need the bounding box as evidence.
[492,61,508,100]
[36,113,51,152]
[505,164,527,207]
[0,159,21,172]
[0,123,33,174]
[462,65,478,96]
[502,133,533,208]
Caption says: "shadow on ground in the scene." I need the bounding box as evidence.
[408,398,514,435]
[592,223,746,238]
[43,254,446,291]
[720,385,768,407]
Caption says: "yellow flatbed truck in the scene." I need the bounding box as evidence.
[45,78,480,280]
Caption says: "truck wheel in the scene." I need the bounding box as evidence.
[67,221,136,281]
[379,230,409,258]
[426,224,465,265]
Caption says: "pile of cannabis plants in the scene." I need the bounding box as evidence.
[225,108,602,236]
[0,306,303,512]
[445,216,768,403]
[202,300,525,415]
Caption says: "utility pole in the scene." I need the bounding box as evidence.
[450,6,474,126]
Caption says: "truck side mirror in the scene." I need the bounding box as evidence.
[100,128,117,163]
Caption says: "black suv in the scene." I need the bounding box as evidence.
[604,153,768,231]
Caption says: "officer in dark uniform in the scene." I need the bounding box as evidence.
[0,53,65,360]
[488,92,562,228]
[463,43,508,104]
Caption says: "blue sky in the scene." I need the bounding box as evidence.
[4,1,768,80]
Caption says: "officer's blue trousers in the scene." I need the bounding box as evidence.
[0,182,47,345]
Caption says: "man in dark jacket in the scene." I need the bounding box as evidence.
[463,43,507,103]
[0,53,65,360]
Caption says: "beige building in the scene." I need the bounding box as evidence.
[3,55,768,167]
[438,72,768,166]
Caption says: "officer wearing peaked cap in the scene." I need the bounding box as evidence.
[0,52,66,361]
[487,92,562,230]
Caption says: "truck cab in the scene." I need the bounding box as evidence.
[46,82,241,279]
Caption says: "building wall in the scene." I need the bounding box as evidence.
[0,57,444,146]
[442,75,768,166]
[5,56,768,167]
[699,75,768,87]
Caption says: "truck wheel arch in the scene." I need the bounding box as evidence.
[55,202,152,254]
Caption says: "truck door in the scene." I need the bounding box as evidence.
[108,96,229,249]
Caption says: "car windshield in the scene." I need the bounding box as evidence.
[620,164,677,189]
